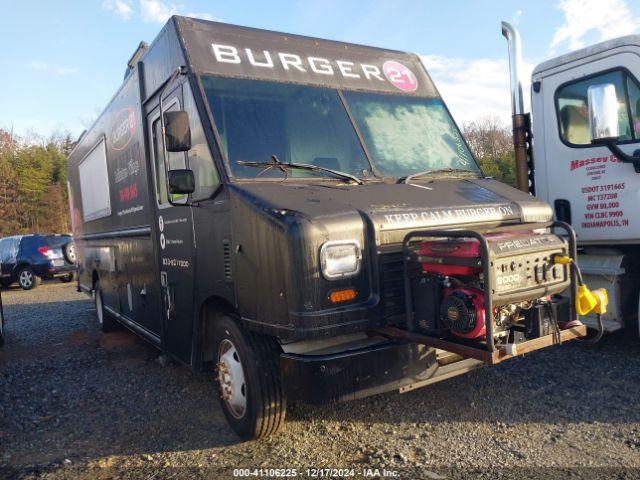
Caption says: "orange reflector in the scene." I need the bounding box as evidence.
[329,288,357,303]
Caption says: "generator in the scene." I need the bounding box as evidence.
[405,222,576,351]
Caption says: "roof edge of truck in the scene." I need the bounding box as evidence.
[533,34,640,77]
[172,15,415,57]
[68,15,423,161]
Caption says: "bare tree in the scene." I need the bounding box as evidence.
[462,116,516,187]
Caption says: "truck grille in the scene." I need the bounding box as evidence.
[379,251,406,319]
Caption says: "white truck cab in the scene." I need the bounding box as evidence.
[504,25,640,335]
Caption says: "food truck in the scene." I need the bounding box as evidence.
[67,16,593,439]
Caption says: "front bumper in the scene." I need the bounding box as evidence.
[280,339,438,404]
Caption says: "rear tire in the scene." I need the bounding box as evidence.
[94,281,118,332]
[212,315,286,440]
[59,273,74,283]
[17,267,38,290]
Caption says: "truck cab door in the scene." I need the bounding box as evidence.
[147,93,197,364]
[534,51,640,243]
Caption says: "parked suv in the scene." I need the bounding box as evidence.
[0,234,76,290]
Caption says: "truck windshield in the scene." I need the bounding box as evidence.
[202,76,372,179]
[202,76,478,180]
[342,91,478,177]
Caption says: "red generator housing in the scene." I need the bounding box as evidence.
[417,238,482,276]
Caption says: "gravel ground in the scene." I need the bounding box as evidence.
[1,283,640,480]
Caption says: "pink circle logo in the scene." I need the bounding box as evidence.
[383,61,418,92]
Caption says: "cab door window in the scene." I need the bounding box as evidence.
[151,104,187,205]
[183,82,219,200]
[556,69,640,146]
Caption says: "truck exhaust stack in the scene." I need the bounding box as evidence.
[502,21,532,194]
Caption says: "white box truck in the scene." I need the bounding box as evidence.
[503,22,640,336]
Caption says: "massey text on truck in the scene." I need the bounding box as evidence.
[67,16,601,440]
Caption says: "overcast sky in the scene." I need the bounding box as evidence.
[1,0,640,138]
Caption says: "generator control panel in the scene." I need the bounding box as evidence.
[488,233,570,304]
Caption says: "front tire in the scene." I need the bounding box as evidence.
[213,315,286,440]
[17,268,38,290]
[94,281,118,332]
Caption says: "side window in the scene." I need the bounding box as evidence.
[183,82,220,200]
[151,103,187,206]
[78,138,111,220]
[627,75,640,137]
[11,238,20,258]
[0,238,19,263]
[0,239,9,263]
[556,70,640,146]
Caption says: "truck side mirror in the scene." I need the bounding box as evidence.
[587,83,620,143]
[164,111,191,152]
[587,83,640,173]
[168,169,195,195]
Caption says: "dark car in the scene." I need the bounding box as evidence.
[0,288,4,347]
[0,234,77,290]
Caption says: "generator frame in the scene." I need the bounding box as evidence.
[378,220,586,365]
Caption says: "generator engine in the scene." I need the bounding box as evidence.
[439,286,486,339]
[412,231,572,343]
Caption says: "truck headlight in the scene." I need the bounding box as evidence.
[320,240,362,280]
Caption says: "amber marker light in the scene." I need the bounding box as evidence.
[329,288,357,303]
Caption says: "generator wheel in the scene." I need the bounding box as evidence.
[94,281,118,332]
[213,315,286,440]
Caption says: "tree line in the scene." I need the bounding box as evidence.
[0,117,516,238]
[462,116,516,188]
[0,129,75,237]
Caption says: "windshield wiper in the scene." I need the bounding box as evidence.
[399,167,480,184]
[237,155,363,185]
